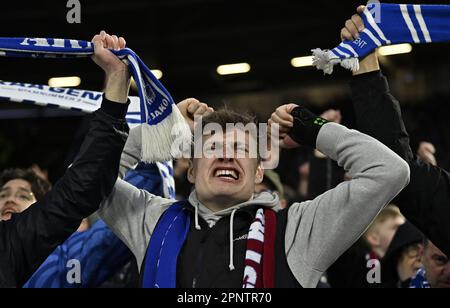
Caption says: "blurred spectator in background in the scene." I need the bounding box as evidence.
[297,162,309,199]
[417,142,437,167]
[23,160,169,287]
[275,145,309,195]
[255,170,286,209]
[0,31,136,288]
[0,167,132,288]
[370,142,442,288]
[410,240,450,288]
[173,158,192,200]
[77,218,90,232]
[0,168,51,221]
[327,205,405,288]
[30,164,49,182]
[381,221,424,288]
[364,206,405,260]
[24,218,131,288]
[321,109,342,124]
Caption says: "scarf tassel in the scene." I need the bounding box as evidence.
[312,48,359,75]
[141,107,191,163]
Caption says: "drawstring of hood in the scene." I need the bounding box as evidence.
[229,208,238,271]
[194,202,201,230]
[187,190,279,273]
[193,198,239,271]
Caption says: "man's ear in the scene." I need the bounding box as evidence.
[365,232,380,249]
[254,165,264,184]
[187,159,196,184]
[417,244,425,261]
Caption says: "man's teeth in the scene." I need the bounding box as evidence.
[215,169,238,179]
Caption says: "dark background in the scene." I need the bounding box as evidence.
[1,0,450,183]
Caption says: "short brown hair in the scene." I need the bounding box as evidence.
[195,108,262,162]
[201,107,257,128]
[0,168,52,201]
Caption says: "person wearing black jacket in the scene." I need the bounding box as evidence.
[342,6,450,258]
[0,31,131,288]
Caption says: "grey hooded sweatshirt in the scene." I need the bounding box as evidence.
[98,122,410,288]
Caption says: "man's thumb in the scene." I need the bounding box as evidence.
[357,5,366,14]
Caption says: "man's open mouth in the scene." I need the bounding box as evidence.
[2,208,16,216]
[214,168,240,180]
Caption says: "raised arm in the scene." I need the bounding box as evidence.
[2,31,131,287]
[307,109,345,198]
[99,98,214,267]
[270,104,410,288]
[344,6,450,257]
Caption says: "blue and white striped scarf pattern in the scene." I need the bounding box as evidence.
[156,161,176,199]
[0,37,191,162]
[0,81,177,200]
[409,267,431,288]
[312,3,450,74]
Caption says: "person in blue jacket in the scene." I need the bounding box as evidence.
[21,162,166,288]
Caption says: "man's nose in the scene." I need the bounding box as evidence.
[5,195,17,204]
[442,263,450,278]
[218,157,234,162]
[4,198,17,207]
[220,144,235,159]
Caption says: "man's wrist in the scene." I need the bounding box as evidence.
[104,70,131,103]
[353,52,380,76]
[288,107,328,148]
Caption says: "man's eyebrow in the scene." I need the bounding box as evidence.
[17,187,32,194]
[0,187,10,192]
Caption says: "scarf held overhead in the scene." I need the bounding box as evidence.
[0,81,176,200]
[0,37,191,162]
[312,3,450,74]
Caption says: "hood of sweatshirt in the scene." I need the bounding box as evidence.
[188,189,280,228]
[187,189,280,271]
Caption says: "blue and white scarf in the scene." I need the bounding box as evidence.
[142,201,190,288]
[0,37,191,162]
[312,3,450,74]
[409,267,431,288]
[125,162,176,200]
[0,80,177,199]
